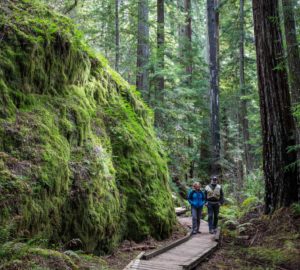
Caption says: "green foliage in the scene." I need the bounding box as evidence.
[219,170,264,230]
[244,171,264,199]
[0,1,175,264]
[247,247,294,267]
[241,197,259,211]
[291,203,300,216]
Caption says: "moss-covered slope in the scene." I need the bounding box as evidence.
[0,0,175,255]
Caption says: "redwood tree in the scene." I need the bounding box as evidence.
[184,0,192,81]
[252,0,298,213]
[157,0,164,93]
[282,0,300,103]
[115,0,120,71]
[239,0,251,173]
[282,0,300,202]
[155,0,164,127]
[207,0,220,175]
[136,0,150,100]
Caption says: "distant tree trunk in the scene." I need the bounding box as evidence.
[115,0,120,72]
[282,0,300,102]
[155,0,165,127]
[173,175,188,199]
[252,0,298,213]
[235,158,244,202]
[239,0,251,173]
[184,0,194,178]
[282,0,300,202]
[236,111,244,202]
[187,137,194,178]
[222,108,230,162]
[207,0,220,175]
[136,0,150,100]
[200,122,210,173]
[157,0,164,93]
[184,0,192,82]
[177,0,185,58]
[215,0,220,78]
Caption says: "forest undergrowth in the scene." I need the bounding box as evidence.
[200,203,300,270]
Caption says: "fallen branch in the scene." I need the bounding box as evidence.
[121,245,157,252]
[236,235,250,240]
[249,229,259,246]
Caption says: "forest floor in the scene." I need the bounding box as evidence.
[104,205,300,270]
[103,220,188,270]
[2,206,299,270]
[199,205,300,270]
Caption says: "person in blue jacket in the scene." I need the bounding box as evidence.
[187,182,206,235]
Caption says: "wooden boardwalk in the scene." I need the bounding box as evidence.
[125,218,219,270]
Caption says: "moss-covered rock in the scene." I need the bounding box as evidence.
[0,0,175,259]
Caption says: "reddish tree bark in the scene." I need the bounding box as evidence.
[252,0,298,213]
[239,0,251,173]
[207,0,220,175]
[282,0,300,202]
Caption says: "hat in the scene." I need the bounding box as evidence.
[211,176,218,181]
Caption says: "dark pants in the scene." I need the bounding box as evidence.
[207,202,220,231]
[191,206,203,233]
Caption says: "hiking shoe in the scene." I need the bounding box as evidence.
[197,231,202,234]
[209,230,214,234]
[190,231,197,236]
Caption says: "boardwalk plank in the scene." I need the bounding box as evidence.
[131,261,181,270]
[125,219,219,270]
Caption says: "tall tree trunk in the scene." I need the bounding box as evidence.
[282,0,300,202]
[200,121,210,173]
[184,0,192,81]
[282,0,300,103]
[157,0,164,93]
[155,0,165,127]
[252,0,298,213]
[222,108,230,162]
[136,0,150,100]
[115,0,120,72]
[239,0,251,173]
[177,0,185,58]
[207,0,220,175]
[184,0,194,178]
[236,111,244,201]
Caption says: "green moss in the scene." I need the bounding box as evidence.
[29,248,78,270]
[0,242,80,270]
[0,0,175,261]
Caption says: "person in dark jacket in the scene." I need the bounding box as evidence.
[205,176,224,234]
[188,182,206,235]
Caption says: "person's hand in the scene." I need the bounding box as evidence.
[205,202,208,206]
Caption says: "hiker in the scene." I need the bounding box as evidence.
[205,176,224,234]
[187,182,206,235]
